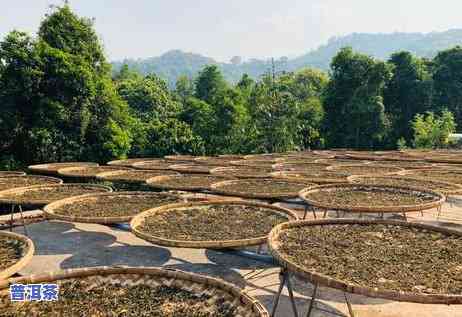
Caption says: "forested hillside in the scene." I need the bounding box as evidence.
[113,29,462,86]
[1,5,461,170]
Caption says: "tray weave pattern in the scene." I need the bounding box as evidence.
[131,200,298,249]
[268,219,462,304]
[0,266,269,317]
[299,183,445,213]
[28,162,98,176]
[0,231,34,280]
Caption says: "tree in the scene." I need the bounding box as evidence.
[323,47,391,148]
[384,51,433,144]
[433,46,462,125]
[0,5,133,164]
[174,75,194,104]
[411,110,456,148]
[194,65,227,104]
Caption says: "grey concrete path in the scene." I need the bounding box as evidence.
[5,197,462,317]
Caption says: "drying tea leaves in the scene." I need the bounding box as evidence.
[231,160,278,168]
[0,172,25,177]
[59,166,129,178]
[273,162,329,172]
[52,193,183,218]
[0,279,247,317]
[350,176,462,194]
[327,165,402,175]
[303,185,439,207]
[211,166,273,178]
[367,160,433,170]
[132,159,186,170]
[97,170,177,183]
[212,179,312,198]
[148,175,230,190]
[272,170,349,184]
[139,204,289,241]
[0,184,110,204]
[107,158,156,167]
[28,162,98,174]
[0,176,61,191]
[276,223,462,295]
[405,170,462,185]
[0,236,25,271]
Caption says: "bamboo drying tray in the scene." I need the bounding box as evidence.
[0,184,112,208]
[0,266,269,317]
[164,155,197,162]
[0,230,34,280]
[57,166,130,180]
[106,157,157,167]
[0,171,26,177]
[268,219,462,304]
[168,163,217,174]
[131,200,298,249]
[147,174,232,191]
[272,162,330,172]
[95,169,179,184]
[43,191,185,224]
[299,183,445,213]
[210,178,314,199]
[210,166,273,179]
[270,170,349,184]
[0,175,63,191]
[28,162,98,176]
[348,175,462,195]
[132,159,184,170]
[326,164,403,176]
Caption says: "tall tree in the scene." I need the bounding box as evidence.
[194,65,227,104]
[433,46,462,126]
[323,47,391,148]
[384,51,433,144]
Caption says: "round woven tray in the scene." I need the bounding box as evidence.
[0,266,269,316]
[243,154,286,161]
[0,184,112,207]
[132,159,184,170]
[106,157,157,167]
[270,170,349,184]
[268,219,462,304]
[348,175,462,195]
[326,164,404,176]
[131,200,298,248]
[0,175,63,191]
[345,153,423,162]
[146,174,232,191]
[164,155,197,162]
[43,191,185,224]
[0,171,26,177]
[210,178,314,199]
[193,156,237,165]
[28,162,98,176]
[299,183,445,213]
[168,163,216,174]
[401,168,462,185]
[210,166,273,179]
[0,231,34,280]
[366,160,434,170]
[272,162,330,172]
[57,166,130,180]
[95,169,179,184]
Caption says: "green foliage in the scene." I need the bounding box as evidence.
[411,110,457,149]
[324,47,391,148]
[396,137,408,150]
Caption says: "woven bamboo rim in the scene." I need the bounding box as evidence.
[0,266,269,317]
[347,175,462,195]
[230,160,280,168]
[131,200,298,248]
[95,169,179,184]
[0,184,113,206]
[193,156,236,165]
[210,166,272,179]
[314,158,371,165]
[0,171,26,177]
[57,166,131,179]
[164,155,197,162]
[243,154,286,160]
[43,191,184,224]
[146,174,232,191]
[0,231,34,280]
[326,164,404,176]
[299,183,445,213]
[132,159,181,170]
[0,175,63,191]
[168,163,215,174]
[272,162,330,171]
[268,219,462,304]
[345,153,423,162]
[270,171,348,184]
[210,179,314,199]
[218,154,245,159]
[400,168,462,184]
[28,162,98,175]
[106,157,156,167]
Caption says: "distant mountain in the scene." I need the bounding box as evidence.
[112,29,462,87]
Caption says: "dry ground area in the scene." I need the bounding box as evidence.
[3,196,462,316]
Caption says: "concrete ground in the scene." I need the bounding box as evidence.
[3,197,462,316]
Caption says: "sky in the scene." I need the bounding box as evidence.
[1,0,462,62]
